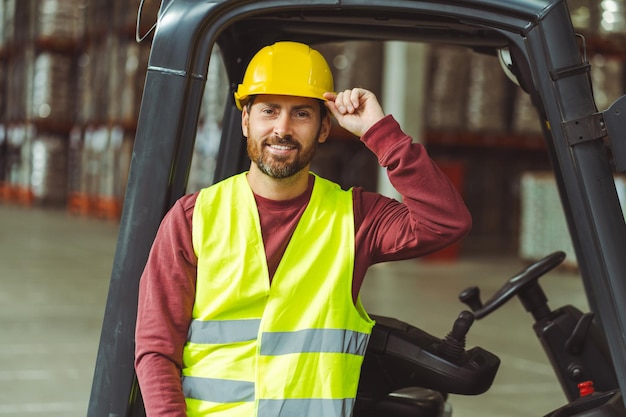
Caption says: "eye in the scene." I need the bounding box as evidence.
[259,107,276,116]
[294,110,312,119]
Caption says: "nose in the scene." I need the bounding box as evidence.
[273,113,293,138]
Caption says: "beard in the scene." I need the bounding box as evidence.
[247,135,319,179]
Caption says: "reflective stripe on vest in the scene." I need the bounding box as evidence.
[181,381,355,417]
[188,319,261,344]
[188,322,369,355]
[185,172,374,417]
[260,328,370,355]
[183,376,255,403]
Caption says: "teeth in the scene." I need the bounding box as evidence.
[269,144,293,150]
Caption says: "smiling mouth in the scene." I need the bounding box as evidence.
[267,144,296,151]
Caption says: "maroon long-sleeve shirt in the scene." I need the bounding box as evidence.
[135,115,472,416]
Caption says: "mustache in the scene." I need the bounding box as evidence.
[265,135,299,147]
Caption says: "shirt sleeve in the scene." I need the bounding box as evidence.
[355,115,472,265]
[134,193,198,417]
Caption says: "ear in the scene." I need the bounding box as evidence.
[241,106,249,138]
[318,114,331,144]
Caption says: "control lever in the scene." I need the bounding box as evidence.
[459,251,566,319]
[439,311,475,360]
[459,286,482,312]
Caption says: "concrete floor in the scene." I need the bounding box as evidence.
[0,203,592,417]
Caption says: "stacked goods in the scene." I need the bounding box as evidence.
[465,52,509,133]
[31,132,67,205]
[518,172,577,267]
[0,0,81,206]
[424,45,470,131]
[3,11,30,206]
[511,91,544,136]
[29,52,75,123]
[519,172,626,268]
[66,0,152,219]
[106,38,150,127]
[67,39,101,214]
[0,1,6,48]
[5,46,33,121]
[37,0,84,42]
[0,0,156,217]
[590,54,624,111]
[187,46,229,193]
[91,126,133,220]
[0,22,5,195]
[599,0,626,36]
[567,0,596,33]
[75,40,108,124]
[66,125,88,214]
[4,124,34,204]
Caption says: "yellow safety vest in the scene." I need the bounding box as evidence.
[183,172,374,417]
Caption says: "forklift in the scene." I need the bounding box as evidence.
[87,1,626,416]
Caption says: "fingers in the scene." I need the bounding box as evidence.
[322,92,337,101]
[323,88,384,137]
[324,88,368,115]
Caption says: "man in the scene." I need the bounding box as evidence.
[135,41,471,417]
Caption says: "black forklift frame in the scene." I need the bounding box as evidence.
[87,0,626,416]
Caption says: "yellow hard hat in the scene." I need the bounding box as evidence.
[234,41,334,110]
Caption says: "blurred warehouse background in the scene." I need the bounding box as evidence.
[0,0,625,265]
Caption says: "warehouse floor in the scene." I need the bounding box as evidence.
[0,203,593,417]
